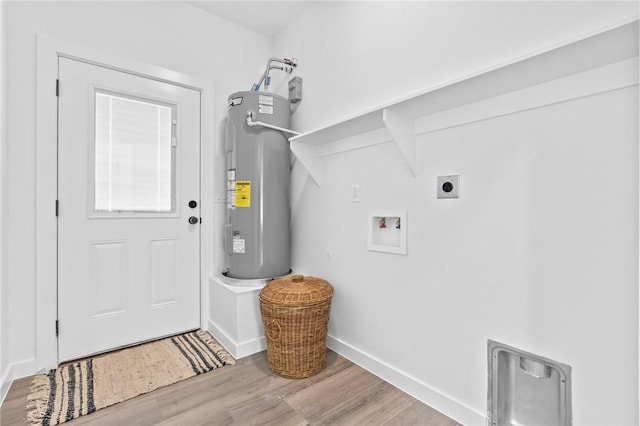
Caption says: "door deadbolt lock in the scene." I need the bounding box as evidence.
[188,216,199,225]
[188,200,197,208]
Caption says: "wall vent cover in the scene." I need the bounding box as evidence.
[487,340,572,426]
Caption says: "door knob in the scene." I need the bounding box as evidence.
[188,216,199,225]
[188,200,197,208]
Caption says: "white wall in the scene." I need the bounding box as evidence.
[2,1,639,423]
[3,0,272,378]
[0,0,9,403]
[273,1,638,132]
[274,2,639,425]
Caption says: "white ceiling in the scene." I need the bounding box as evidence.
[186,1,313,38]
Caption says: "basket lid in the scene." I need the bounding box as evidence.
[259,274,334,306]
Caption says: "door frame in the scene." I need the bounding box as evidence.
[35,35,215,371]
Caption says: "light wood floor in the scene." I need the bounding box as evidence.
[1,350,461,425]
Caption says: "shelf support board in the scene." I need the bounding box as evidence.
[290,140,322,186]
[382,108,417,177]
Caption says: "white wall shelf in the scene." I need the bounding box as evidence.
[289,108,416,186]
[289,21,639,186]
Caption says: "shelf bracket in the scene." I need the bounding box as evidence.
[382,108,416,177]
[290,139,322,186]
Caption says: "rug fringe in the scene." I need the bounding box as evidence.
[198,330,236,365]
[25,373,51,425]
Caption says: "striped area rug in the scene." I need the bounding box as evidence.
[26,330,235,426]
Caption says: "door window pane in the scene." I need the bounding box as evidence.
[94,91,175,213]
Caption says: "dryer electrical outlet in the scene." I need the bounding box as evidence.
[437,175,460,199]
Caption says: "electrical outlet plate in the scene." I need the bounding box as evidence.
[351,184,360,202]
[437,175,459,199]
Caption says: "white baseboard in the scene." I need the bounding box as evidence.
[205,321,485,423]
[208,320,266,360]
[327,335,486,426]
[11,358,38,378]
[0,364,12,405]
[0,357,38,405]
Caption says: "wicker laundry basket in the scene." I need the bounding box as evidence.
[259,274,334,378]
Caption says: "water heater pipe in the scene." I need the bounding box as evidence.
[252,57,298,92]
[246,111,300,136]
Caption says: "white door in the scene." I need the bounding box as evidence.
[57,57,201,361]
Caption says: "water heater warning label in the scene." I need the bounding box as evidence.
[258,105,273,114]
[258,95,273,106]
[232,231,245,254]
[235,181,251,208]
[232,238,245,254]
[258,95,274,114]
